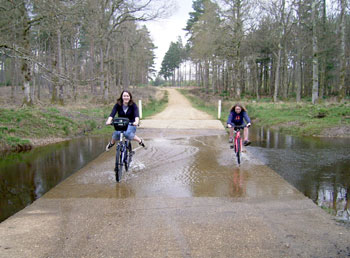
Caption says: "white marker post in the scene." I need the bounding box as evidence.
[138,100,142,119]
[218,100,222,119]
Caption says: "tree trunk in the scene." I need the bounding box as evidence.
[338,0,346,101]
[90,38,95,93]
[274,47,282,102]
[282,47,288,99]
[311,0,319,104]
[20,2,32,106]
[57,28,64,105]
[122,37,129,89]
[319,0,327,100]
[204,59,209,94]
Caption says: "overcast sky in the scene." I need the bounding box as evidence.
[146,0,193,73]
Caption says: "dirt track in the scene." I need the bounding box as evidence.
[150,88,212,120]
[141,88,224,130]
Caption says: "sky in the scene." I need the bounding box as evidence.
[146,0,193,73]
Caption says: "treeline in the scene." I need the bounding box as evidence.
[160,0,349,103]
[0,0,170,106]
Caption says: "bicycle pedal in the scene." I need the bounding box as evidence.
[130,151,135,155]
[230,145,234,149]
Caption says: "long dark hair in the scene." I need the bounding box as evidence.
[117,90,134,106]
[230,103,247,113]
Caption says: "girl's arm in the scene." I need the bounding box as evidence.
[227,112,233,125]
[243,112,251,125]
[133,103,140,126]
[106,104,118,125]
[133,117,140,126]
[106,116,113,125]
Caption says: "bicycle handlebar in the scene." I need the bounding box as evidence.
[226,125,249,130]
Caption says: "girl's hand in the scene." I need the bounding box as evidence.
[247,123,251,128]
[133,122,139,126]
[227,124,232,128]
[106,117,113,125]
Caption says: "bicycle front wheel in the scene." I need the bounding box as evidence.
[115,146,123,182]
[124,141,133,172]
[236,137,241,165]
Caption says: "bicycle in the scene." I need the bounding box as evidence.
[228,125,246,165]
[111,117,134,182]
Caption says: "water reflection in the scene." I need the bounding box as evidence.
[0,137,108,222]
[250,126,350,221]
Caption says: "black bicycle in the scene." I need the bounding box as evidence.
[111,117,134,182]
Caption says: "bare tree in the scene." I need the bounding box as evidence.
[311,0,319,104]
[338,0,347,101]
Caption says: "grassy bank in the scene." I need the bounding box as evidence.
[180,88,350,137]
[0,105,110,151]
[0,88,169,152]
[246,102,350,136]
[142,90,169,118]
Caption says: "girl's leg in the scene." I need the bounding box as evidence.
[244,127,249,141]
[243,127,251,146]
[133,135,145,147]
[125,125,145,147]
[133,135,142,144]
[229,127,234,143]
[230,128,234,138]
[106,131,120,151]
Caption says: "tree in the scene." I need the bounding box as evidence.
[311,0,319,104]
[160,40,183,82]
[0,0,169,106]
[338,0,347,101]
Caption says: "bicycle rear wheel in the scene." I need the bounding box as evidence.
[115,146,123,182]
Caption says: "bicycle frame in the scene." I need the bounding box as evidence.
[231,125,245,165]
[113,123,133,182]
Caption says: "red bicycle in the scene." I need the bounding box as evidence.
[229,125,245,165]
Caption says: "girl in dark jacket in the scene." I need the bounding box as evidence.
[227,103,251,146]
[105,90,145,151]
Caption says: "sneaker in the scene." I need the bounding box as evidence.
[243,140,251,146]
[105,141,115,151]
[139,139,145,148]
[229,138,233,143]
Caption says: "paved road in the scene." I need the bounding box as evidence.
[0,88,349,257]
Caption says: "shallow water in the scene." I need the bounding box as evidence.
[249,127,350,221]
[0,136,109,222]
[1,128,349,223]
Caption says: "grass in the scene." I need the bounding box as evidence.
[142,90,169,118]
[0,107,80,148]
[178,88,350,137]
[178,89,219,120]
[0,86,168,151]
[246,102,350,136]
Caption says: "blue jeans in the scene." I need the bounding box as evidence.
[112,125,136,141]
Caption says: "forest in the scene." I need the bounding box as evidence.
[0,0,349,107]
[160,0,350,103]
[0,0,171,106]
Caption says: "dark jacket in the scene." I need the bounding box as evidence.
[227,111,251,126]
[109,103,139,123]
